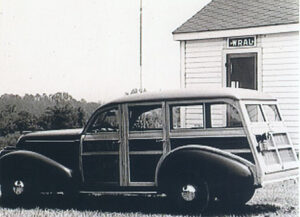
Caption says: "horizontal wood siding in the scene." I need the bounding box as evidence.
[184,39,225,128]
[185,38,223,89]
[261,32,299,146]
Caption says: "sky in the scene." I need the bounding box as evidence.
[0,0,211,102]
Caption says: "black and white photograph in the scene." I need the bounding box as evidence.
[0,0,298,216]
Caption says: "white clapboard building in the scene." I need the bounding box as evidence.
[173,0,299,146]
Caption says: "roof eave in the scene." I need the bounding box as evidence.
[173,23,299,41]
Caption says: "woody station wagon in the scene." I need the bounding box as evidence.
[0,88,298,211]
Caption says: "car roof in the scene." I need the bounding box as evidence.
[104,88,275,106]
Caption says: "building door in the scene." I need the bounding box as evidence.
[226,53,257,90]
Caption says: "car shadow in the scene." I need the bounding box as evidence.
[0,194,281,216]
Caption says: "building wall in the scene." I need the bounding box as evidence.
[182,31,299,145]
[184,38,223,88]
[261,32,299,145]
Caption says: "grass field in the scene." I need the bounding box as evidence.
[0,180,298,217]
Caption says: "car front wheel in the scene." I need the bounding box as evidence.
[1,175,37,204]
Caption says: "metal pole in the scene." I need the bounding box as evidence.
[139,0,143,91]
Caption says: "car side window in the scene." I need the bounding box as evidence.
[171,104,204,129]
[129,105,162,131]
[88,108,119,133]
[206,103,243,128]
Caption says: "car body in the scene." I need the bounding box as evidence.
[0,88,298,211]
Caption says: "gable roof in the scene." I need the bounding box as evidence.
[173,0,299,34]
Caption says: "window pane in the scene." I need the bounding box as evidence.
[210,104,227,127]
[264,150,280,166]
[273,133,289,147]
[246,105,265,122]
[171,104,203,129]
[208,103,243,128]
[89,108,119,132]
[129,105,162,131]
[279,149,296,162]
[263,105,281,122]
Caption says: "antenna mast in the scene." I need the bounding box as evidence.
[139,0,143,91]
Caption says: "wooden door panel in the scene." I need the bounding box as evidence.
[82,154,119,183]
[129,154,162,182]
[126,103,164,185]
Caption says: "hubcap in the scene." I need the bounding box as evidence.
[181,184,196,201]
[13,180,25,195]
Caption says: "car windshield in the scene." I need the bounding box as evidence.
[246,104,281,123]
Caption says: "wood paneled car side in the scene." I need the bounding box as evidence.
[0,88,297,212]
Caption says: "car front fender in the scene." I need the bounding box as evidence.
[0,150,73,191]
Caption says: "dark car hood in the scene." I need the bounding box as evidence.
[18,128,83,143]
[15,129,83,168]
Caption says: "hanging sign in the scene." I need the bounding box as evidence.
[228,36,256,48]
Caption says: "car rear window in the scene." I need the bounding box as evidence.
[262,104,281,122]
[246,104,265,122]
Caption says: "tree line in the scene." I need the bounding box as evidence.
[0,92,100,147]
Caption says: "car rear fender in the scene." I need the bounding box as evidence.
[155,145,256,192]
[0,150,72,191]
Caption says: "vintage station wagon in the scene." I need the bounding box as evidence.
[0,88,298,211]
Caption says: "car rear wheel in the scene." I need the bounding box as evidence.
[220,187,255,207]
[168,175,210,212]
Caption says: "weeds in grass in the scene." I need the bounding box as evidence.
[0,180,297,217]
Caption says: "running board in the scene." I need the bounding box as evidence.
[79,191,163,196]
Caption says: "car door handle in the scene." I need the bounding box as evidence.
[112,140,121,145]
[156,139,166,143]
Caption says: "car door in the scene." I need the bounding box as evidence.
[125,102,167,186]
[81,105,122,189]
[241,101,298,183]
